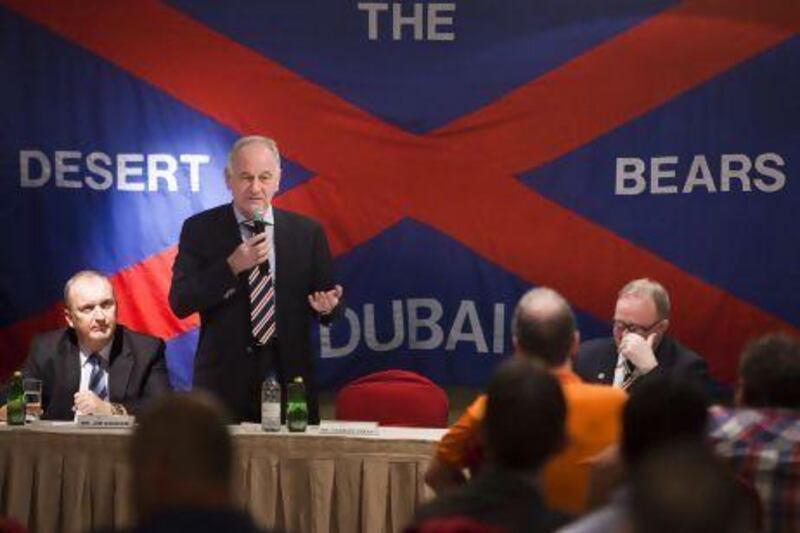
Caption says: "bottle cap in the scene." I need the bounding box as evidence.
[294,376,303,384]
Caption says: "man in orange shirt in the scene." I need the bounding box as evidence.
[424,287,627,516]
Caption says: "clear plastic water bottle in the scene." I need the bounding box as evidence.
[261,373,281,432]
[287,376,308,433]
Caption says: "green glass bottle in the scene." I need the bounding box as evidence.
[7,371,25,426]
[287,376,308,433]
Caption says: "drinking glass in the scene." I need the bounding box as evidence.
[23,378,42,422]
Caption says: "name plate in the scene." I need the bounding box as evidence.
[318,421,379,436]
[76,414,134,428]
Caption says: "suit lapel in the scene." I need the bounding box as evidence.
[62,330,82,394]
[108,328,133,401]
[273,208,291,294]
[222,203,244,259]
[597,342,618,385]
[273,209,295,333]
[226,204,265,298]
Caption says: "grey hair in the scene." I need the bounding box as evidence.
[225,135,281,176]
[619,278,671,320]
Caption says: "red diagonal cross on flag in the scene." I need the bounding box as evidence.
[2,0,799,383]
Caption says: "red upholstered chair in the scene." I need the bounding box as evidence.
[409,516,504,533]
[335,369,449,427]
[0,518,29,533]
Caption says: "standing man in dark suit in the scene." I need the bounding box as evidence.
[573,278,708,392]
[169,135,342,424]
[1,270,170,420]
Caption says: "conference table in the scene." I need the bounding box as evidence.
[0,422,444,533]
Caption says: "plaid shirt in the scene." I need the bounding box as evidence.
[709,406,800,533]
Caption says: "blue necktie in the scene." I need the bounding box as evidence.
[88,353,108,400]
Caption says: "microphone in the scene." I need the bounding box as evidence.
[252,209,266,234]
[252,209,269,275]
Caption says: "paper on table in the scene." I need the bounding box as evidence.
[319,420,379,436]
[75,414,134,428]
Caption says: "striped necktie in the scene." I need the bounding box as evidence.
[621,360,637,390]
[243,222,276,345]
[88,353,108,400]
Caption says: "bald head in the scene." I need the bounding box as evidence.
[511,287,577,367]
[63,270,113,307]
[62,270,117,353]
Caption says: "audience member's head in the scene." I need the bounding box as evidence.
[131,392,233,521]
[621,377,708,468]
[511,287,577,367]
[483,358,566,473]
[631,442,756,533]
[737,332,800,409]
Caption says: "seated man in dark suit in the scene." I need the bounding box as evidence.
[573,278,708,392]
[409,358,570,533]
[1,270,170,420]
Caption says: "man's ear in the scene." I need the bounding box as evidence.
[734,380,746,407]
[64,307,74,329]
[570,331,580,359]
[224,168,233,191]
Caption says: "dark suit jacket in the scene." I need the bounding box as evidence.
[411,466,569,533]
[22,326,170,420]
[169,204,340,424]
[573,335,709,392]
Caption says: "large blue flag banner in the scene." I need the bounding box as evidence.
[1,0,798,391]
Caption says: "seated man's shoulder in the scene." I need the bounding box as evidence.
[29,328,70,353]
[275,208,323,232]
[669,337,705,362]
[711,406,800,439]
[577,337,615,356]
[185,203,230,224]
[660,337,709,384]
[412,477,569,533]
[566,380,627,407]
[121,327,165,354]
[35,328,69,344]
[412,481,498,529]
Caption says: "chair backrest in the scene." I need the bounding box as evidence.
[410,516,504,533]
[335,369,449,428]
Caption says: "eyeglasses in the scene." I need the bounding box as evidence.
[612,319,664,337]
